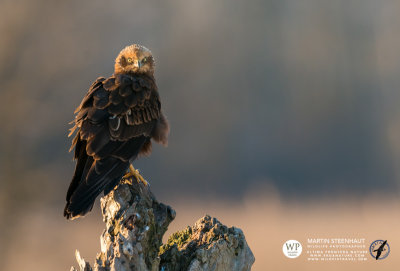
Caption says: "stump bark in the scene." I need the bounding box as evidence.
[70,179,255,271]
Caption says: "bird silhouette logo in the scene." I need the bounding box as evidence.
[370,240,390,260]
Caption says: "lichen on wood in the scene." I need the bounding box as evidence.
[159,215,255,271]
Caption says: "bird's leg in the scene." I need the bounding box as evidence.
[123,164,149,186]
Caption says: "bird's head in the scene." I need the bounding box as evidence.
[114,44,155,75]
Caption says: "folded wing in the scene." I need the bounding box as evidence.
[64,74,163,219]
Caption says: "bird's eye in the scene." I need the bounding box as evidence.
[142,57,147,63]
[127,58,132,63]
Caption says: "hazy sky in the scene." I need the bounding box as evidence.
[1,0,399,207]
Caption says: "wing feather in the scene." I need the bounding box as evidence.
[86,127,111,156]
[124,92,138,107]
[119,85,132,97]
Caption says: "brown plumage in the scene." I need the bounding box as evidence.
[64,44,169,220]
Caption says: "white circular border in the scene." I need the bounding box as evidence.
[282,240,302,258]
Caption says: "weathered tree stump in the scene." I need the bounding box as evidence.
[71,179,255,271]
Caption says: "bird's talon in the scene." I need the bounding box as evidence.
[124,165,149,186]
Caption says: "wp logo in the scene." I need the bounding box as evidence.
[283,240,302,258]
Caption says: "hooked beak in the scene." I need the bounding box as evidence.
[134,60,141,69]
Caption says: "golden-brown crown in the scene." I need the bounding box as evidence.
[114,44,155,75]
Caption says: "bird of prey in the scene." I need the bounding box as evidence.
[373,240,387,260]
[64,44,169,220]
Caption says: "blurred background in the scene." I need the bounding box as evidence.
[1,0,400,270]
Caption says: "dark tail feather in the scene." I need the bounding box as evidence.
[64,136,147,220]
[64,161,94,219]
[65,138,89,203]
[64,157,129,220]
